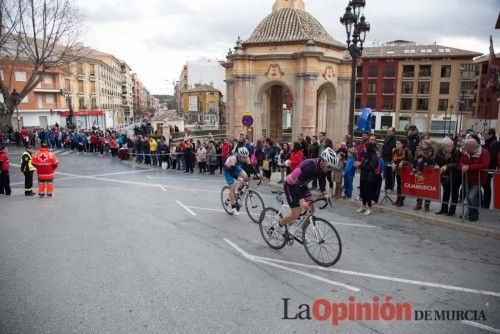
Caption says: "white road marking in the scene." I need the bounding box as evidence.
[250,256,500,298]
[186,206,249,215]
[462,321,500,333]
[176,200,197,216]
[224,239,360,292]
[147,175,152,180]
[158,185,166,192]
[329,221,376,228]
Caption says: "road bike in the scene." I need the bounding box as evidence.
[221,178,264,223]
[259,191,342,267]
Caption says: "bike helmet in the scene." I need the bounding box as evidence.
[320,147,338,168]
[237,147,249,157]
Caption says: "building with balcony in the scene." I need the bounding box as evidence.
[472,52,500,132]
[357,40,482,133]
[120,62,134,124]
[0,63,66,129]
[181,83,222,127]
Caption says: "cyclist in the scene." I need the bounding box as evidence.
[276,147,338,232]
[224,147,259,215]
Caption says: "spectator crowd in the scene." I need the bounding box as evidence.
[1,122,498,222]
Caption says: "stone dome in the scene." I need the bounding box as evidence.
[243,7,345,49]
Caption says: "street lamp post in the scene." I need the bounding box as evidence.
[457,92,465,135]
[10,89,21,132]
[340,0,370,140]
[59,89,74,129]
[447,104,454,136]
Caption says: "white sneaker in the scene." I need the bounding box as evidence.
[364,209,372,215]
[232,208,240,216]
[356,206,366,213]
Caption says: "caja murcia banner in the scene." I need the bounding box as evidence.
[494,173,500,210]
[400,166,441,201]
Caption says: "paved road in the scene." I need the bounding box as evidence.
[1,148,499,334]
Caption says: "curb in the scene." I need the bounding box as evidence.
[266,181,500,240]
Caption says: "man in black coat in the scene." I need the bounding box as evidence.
[482,128,499,208]
[407,125,420,158]
[382,127,396,191]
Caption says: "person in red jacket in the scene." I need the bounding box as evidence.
[0,145,11,195]
[289,141,304,172]
[458,138,491,222]
[32,143,59,197]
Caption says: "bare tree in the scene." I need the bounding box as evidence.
[0,0,84,130]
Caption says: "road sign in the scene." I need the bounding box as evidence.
[242,115,253,127]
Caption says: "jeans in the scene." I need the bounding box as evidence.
[344,175,353,198]
[466,185,481,220]
[482,175,492,209]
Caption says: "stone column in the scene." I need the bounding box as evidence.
[270,85,283,141]
[299,73,319,137]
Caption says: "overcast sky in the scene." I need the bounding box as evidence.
[75,0,500,95]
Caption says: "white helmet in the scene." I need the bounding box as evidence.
[320,147,338,168]
[238,147,249,157]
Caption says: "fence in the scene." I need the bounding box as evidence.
[398,166,499,222]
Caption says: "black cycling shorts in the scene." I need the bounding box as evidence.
[284,183,310,209]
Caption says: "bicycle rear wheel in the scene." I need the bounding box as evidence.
[303,217,341,267]
[245,190,265,223]
[259,208,286,250]
[221,186,233,215]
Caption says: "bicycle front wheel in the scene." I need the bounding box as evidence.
[221,186,233,215]
[259,208,286,250]
[245,190,265,223]
[303,217,342,267]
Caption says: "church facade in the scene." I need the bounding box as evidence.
[222,0,352,143]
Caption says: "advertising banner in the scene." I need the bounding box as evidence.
[494,173,500,210]
[189,96,198,112]
[401,166,441,201]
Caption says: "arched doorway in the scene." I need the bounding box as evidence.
[257,82,294,142]
[316,83,337,138]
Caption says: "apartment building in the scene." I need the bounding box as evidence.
[357,41,481,133]
[0,63,65,130]
[121,62,134,123]
[181,83,222,127]
[472,52,500,132]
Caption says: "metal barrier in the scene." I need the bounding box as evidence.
[397,166,499,222]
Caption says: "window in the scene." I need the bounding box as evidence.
[439,82,450,95]
[438,99,448,112]
[461,64,479,78]
[15,71,27,81]
[418,82,430,94]
[463,98,474,112]
[367,82,377,94]
[402,65,414,77]
[417,98,429,111]
[383,81,394,94]
[43,74,53,84]
[368,66,378,77]
[367,97,376,109]
[65,79,71,91]
[356,66,363,78]
[384,65,395,77]
[78,81,84,93]
[399,116,411,131]
[355,97,361,109]
[401,98,412,110]
[90,64,95,76]
[383,97,393,110]
[355,82,362,93]
[460,81,475,95]
[21,95,29,103]
[77,63,83,75]
[419,65,432,77]
[441,65,451,78]
[381,116,393,129]
[431,120,456,133]
[401,82,413,94]
[90,82,96,93]
[45,94,55,104]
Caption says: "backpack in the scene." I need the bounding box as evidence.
[250,151,257,166]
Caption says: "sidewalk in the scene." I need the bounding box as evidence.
[264,170,500,240]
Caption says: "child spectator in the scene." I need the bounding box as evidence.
[343,148,356,199]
